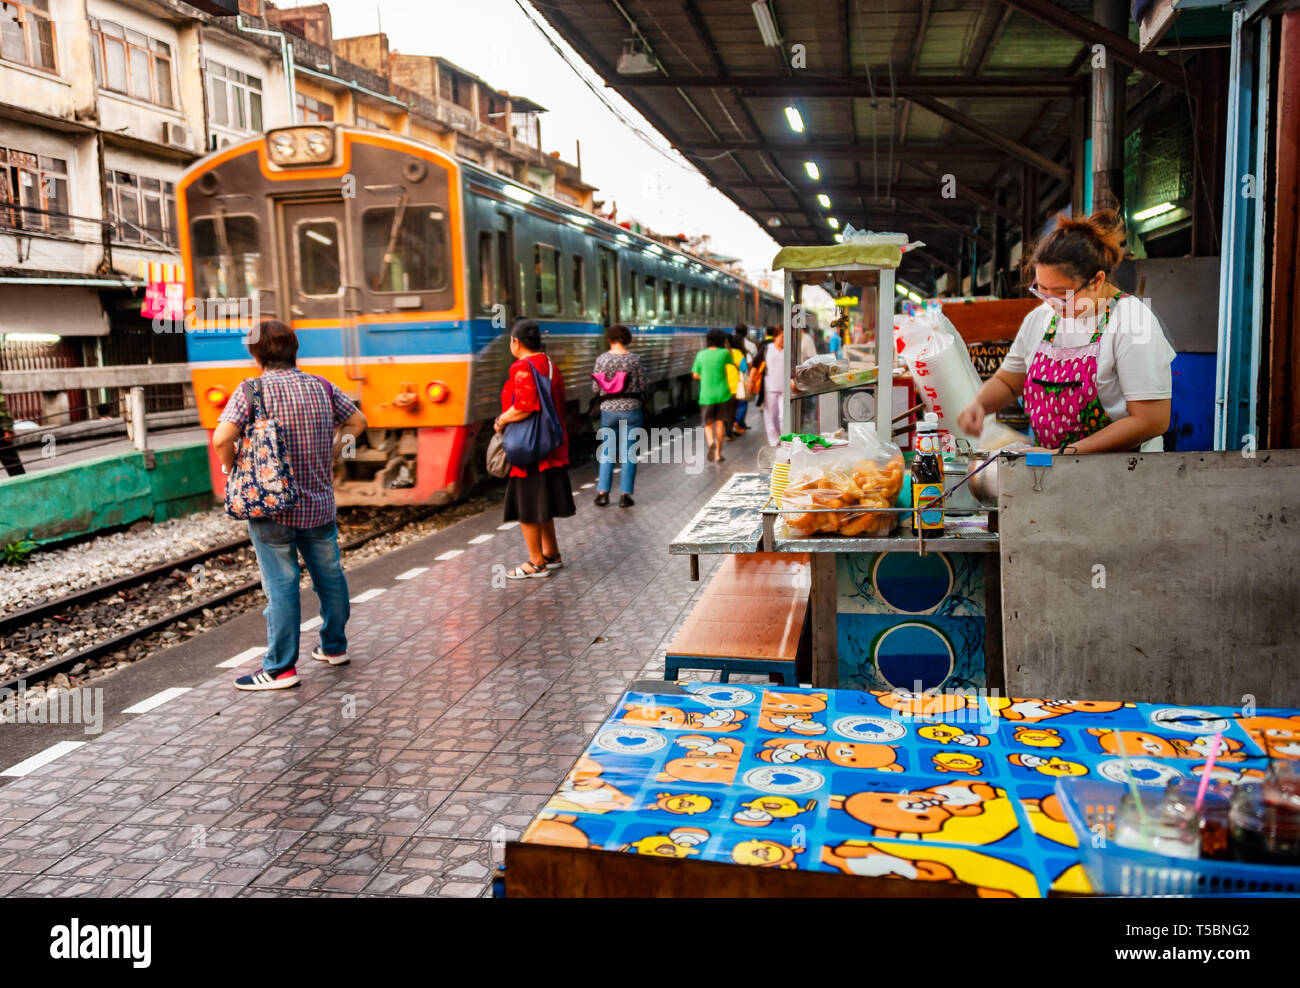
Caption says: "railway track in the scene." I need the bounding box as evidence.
[0,506,443,693]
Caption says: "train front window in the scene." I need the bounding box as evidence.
[190,214,260,299]
[295,220,341,296]
[362,204,448,294]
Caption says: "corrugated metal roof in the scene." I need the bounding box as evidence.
[529,0,1186,282]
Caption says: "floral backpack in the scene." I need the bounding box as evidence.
[224,377,300,520]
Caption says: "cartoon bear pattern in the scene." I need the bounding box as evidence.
[522,686,1298,897]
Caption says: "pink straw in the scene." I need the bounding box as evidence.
[1195,733,1224,810]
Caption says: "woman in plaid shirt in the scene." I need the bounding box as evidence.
[213,320,368,691]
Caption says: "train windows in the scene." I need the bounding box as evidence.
[643,275,656,319]
[677,283,686,321]
[362,204,448,293]
[190,214,260,299]
[478,233,494,311]
[534,244,559,315]
[662,280,673,320]
[629,272,638,320]
[295,219,341,296]
[572,254,585,315]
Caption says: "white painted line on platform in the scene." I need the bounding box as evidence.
[467,534,494,544]
[2,741,85,778]
[581,483,594,489]
[435,549,464,561]
[217,646,264,669]
[300,615,323,631]
[497,521,519,530]
[350,588,387,603]
[122,687,191,715]
[395,567,428,581]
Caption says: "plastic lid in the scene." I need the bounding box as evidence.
[917,412,938,433]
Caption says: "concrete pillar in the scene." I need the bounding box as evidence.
[1090,0,1129,214]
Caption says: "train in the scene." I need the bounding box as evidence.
[181,123,788,505]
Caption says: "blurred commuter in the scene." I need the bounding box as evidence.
[733,326,757,433]
[0,391,24,477]
[213,319,367,690]
[692,328,732,462]
[592,324,645,508]
[496,319,575,575]
[762,327,787,445]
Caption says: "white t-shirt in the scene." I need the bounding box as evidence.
[1000,296,1176,452]
[762,342,785,394]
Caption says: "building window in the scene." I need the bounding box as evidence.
[90,19,173,107]
[0,1,56,73]
[362,204,448,293]
[206,60,263,133]
[106,171,177,247]
[0,147,68,234]
[355,112,389,131]
[191,215,261,299]
[296,93,333,124]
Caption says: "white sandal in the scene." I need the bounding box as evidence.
[506,561,551,579]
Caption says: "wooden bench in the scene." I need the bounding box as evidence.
[664,553,810,685]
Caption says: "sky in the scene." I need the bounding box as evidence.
[320,0,787,287]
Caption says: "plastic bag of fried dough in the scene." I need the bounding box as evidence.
[782,434,905,538]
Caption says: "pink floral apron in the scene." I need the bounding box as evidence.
[1023,293,1124,450]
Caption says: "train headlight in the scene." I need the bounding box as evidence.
[425,382,450,403]
[266,126,335,166]
[205,386,228,407]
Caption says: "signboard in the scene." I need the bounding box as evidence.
[966,340,1012,381]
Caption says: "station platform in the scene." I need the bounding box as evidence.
[0,423,764,898]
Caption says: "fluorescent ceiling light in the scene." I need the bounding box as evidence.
[895,283,909,296]
[567,215,592,226]
[1133,201,1176,221]
[907,291,924,303]
[4,332,61,343]
[804,161,820,181]
[817,194,831,208]
[752,1,781,47]
[833,234,844,243]
[646,244,664,255]
[784,106,804,133]
[503,185,534,203]
[304,229,333,245]
[827,217,839,229]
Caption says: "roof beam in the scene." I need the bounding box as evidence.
[678,141,1008,162]
[997,0,1187,90]
[910,245,959,278]
[906,94,1071,182]
[621,74,1084,98]
[901,160,1023,225]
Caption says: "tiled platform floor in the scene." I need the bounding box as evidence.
[0,427,768,897]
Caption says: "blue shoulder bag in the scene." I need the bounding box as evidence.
[504,356,565,467]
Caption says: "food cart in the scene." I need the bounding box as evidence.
[673,239,1002,695]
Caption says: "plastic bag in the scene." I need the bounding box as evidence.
[792,353,849,393]
[895,304,985,444]
[781,433,904,539]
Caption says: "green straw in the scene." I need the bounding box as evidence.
[1117,733,1148,826]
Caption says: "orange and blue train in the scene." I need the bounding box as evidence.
[182,124,785,505]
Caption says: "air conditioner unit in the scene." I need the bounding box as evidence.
[164,121,193,151]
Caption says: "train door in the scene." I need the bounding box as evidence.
[276,196,360,377]
[597,245,618,328]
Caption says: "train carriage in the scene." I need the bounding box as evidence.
[182,124,782,506]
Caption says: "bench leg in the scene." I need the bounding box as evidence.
[718,668,730,684]
[663,658,679,682]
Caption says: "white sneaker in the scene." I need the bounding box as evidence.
[311,647,350,666]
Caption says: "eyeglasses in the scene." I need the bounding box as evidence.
[1028,281,1084,303]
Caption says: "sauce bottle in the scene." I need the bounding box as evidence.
[912,412,945,534]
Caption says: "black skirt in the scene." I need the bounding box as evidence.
[503,464,576,524]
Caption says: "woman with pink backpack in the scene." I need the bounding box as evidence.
[591,324,646,508]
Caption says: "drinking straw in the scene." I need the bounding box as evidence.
[1117,733,1147,825]
[1195,733,1223,811]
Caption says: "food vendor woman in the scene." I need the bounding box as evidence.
[956,210,1176,452]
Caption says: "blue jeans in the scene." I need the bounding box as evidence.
[597,407,643,496]
[735,400,749,426]
[248,519,350,674]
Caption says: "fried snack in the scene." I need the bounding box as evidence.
[782,453,905,538]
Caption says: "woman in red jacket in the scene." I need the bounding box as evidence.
[494,320,575,578]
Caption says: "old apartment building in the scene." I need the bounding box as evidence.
[0,0,593,428]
